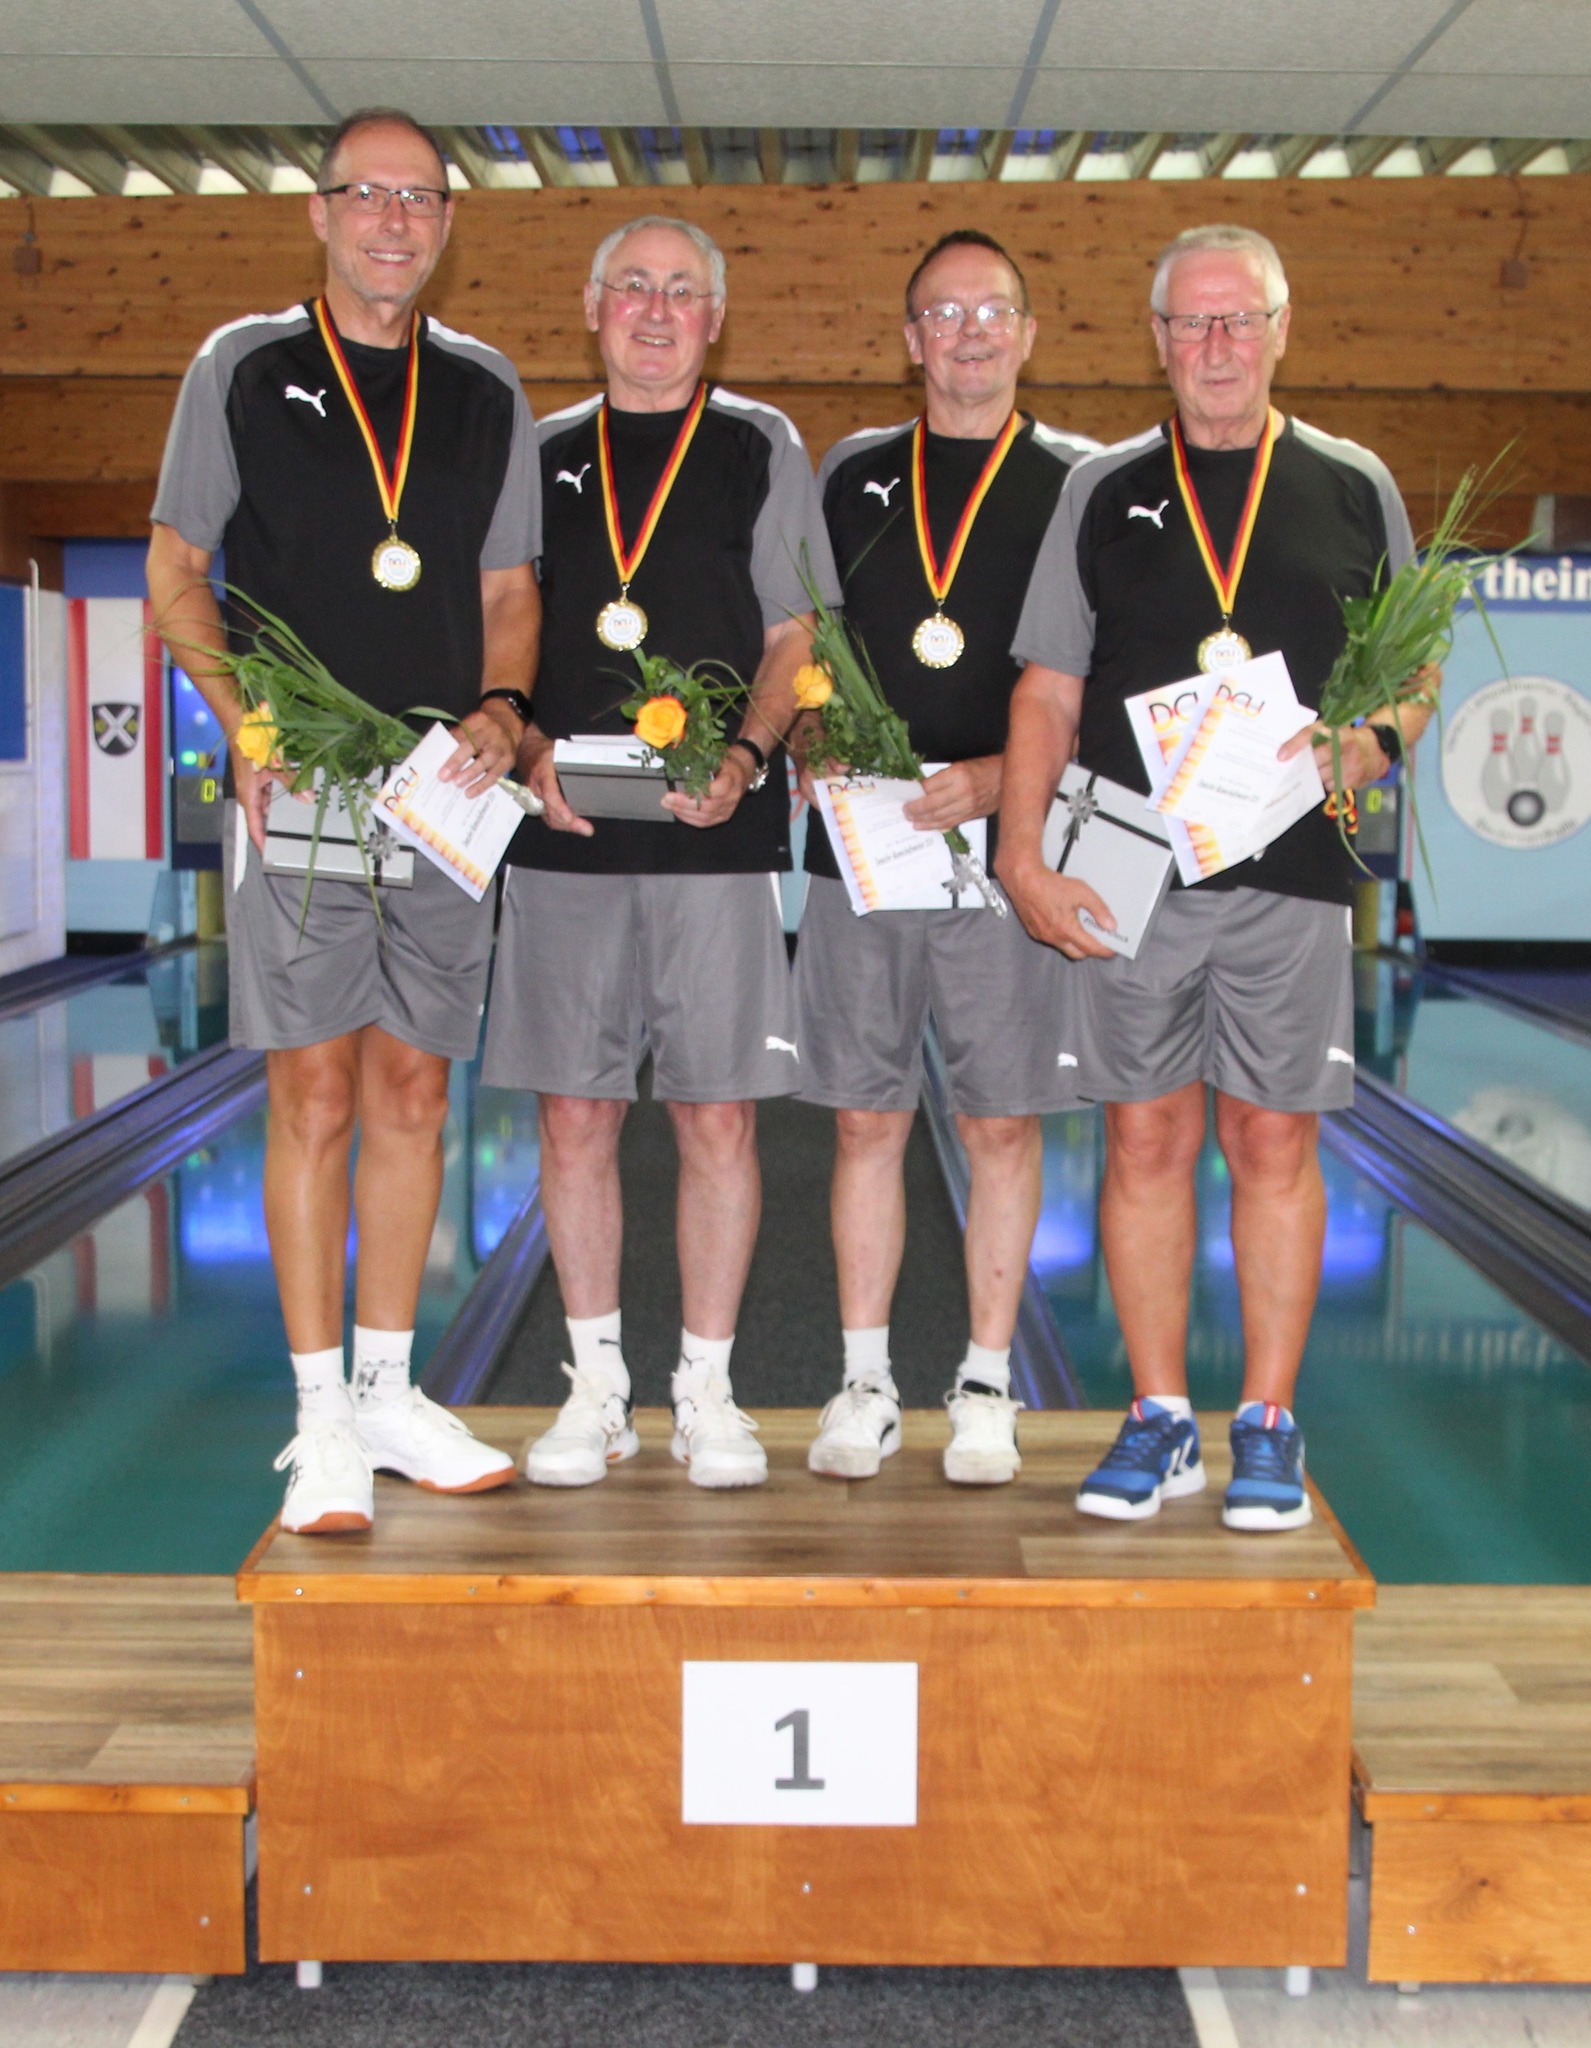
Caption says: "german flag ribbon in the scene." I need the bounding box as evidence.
[910,410,1023,605]
[1168,407,1279,627]
[598,381,709,591]
[313,297,421,534]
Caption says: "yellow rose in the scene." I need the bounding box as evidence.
[235,704,280,767]
[791,663,833,711]
[635,695,688,749]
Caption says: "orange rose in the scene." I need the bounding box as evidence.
[635,695,688,749]
[791,663,833,711]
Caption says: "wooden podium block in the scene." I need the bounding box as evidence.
[240,1410,1373,1970]
[0,1576,254,1974]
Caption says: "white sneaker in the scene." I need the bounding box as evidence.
[671,1366,767,1490]
[275,1418,374,1535]
[524,1363,641,1487]
[943,1380,1024,1486]
[353,1385,515,1494]
[808,1378,903,1479]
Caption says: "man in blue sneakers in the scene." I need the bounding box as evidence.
[998,224,1434,1532]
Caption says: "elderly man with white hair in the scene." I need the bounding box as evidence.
[483,214,839,1492]
[998,222,1435,1532]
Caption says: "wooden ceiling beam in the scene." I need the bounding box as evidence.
[4,125,124,197]
[1267,134,1327,178]
[174,126,273,192]
[905,129,936,182]
[834,129,861,183]
[432,126,496,189]
[1053,132,1091,180]
[599,128,651,186]
[679,128,712,185]
[1345,135,1408,177]
[519,129,577,188]
[983,130,1015,181]
[1199,133,1250,177]
[93,126,202,195]
[0,139,53,198]
[757,129,785,184]
[1125,132,1168,180]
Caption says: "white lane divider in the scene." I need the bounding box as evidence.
[1179,1966,1242,2048]
[125,1975,197,2048]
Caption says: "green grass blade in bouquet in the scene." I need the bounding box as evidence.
[790,544,1006,914]
[618,647,748,797]
[1317,454,1514,883]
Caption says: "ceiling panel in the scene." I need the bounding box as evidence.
[1363,75,1591,136]
[1021,70,1384,134]
[670,64,1024,127]
[0,1,261,58]
[1038,0,1437,72]
[0,59,329,125]
[308,62,668,125]
[657,0,1040,68]
[262,1,657,64]
[1411,0,1591,72]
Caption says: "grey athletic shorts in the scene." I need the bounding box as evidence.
[1071,884,1356,1112]
[794,875,1081,1117]
[482,868,799,1103]
[223,803,495,1059]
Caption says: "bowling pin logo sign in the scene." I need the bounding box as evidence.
[1442,674,1591,849]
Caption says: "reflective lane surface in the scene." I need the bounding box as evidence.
[0,943,230,1172]
[1034,1102,1591,1587]
[0,1065,539,1574]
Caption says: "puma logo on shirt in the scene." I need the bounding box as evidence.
[557,464,592,493]
[285,385,328,416]
[1127,500,1169,528]
[863,477,901,506]
[765,1035,799,1056]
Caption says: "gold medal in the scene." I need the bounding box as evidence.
[912,613,966,669]
[596,595,648,651]
[1197,626,1251,673]
[372,535,422,592]
[596,384,708,650]
[910,411,1022,668]
[1169,409,1278,675]
[314,299,424,595]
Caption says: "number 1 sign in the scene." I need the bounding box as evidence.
[681,1662,918,1826]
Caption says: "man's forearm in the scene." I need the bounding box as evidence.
[146,525,242,740]
[999,667,1079,865]
[738,613,814,761]
[479,567,541,703]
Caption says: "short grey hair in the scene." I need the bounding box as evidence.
[590,215,727,301]
[1150,225,1290,315]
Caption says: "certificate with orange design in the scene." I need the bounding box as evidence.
[814,768,989,914]
[375,723,524,901]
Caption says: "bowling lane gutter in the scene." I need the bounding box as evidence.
[0,1043,266,1289]
[0,938,199,1026]
[1402,953,1591,1052]
[1324,1069,1591,1364]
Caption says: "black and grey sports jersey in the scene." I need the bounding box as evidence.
[1012,416,1415,904]
[809,414,1098,880]
[514,385,839,877]
[153,303,541,731]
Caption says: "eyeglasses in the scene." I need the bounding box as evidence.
[318,182,450,217]
[599,277,717,309]
[1157,308,1281,343]
[913,300,1027,339]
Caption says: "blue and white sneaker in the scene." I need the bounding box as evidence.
[1223,1402,1313,1532]
[1075,1398,1206,1521]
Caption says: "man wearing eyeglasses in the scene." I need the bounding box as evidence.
[148,107,541,1533]
[999,222,1432,1532]
[483,215,839,1492]
[795,230,1099,1487]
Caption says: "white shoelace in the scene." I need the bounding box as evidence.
[676,1385,760,1442]
[819,1381,900,1432]
[274,1422,367,1478]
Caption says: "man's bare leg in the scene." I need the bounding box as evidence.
[831,1108,913,1331]
[262,1036,361,1354]
[1215,1095,1325,1412]
[350,1027,453,1333]
[958,1112,1042,1351]
[1099,1084,1207,1398]
[670,1099,760,1340]
[538,1094,628,1319]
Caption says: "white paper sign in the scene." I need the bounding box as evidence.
[681,1661,918,1826]
[374,721,524,901]
[814,764,989,914]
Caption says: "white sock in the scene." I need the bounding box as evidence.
[291,1345,348,1422]
[674,1330,734,1399]
[352,1325,413,1407]
[1139,1392,1193,1419]
[842,1326,892,1388]
[567,1311,629,1398]
[957,1341,1012,1393]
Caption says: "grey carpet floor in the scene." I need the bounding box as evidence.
[178,1954,1199,2047]
[488,1085,972,1411]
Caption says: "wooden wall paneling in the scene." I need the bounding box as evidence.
[0,1810,246,1973]
[254,1600,1352,1969]
[1367,1816,1591,1984]
[2,181,1589,390]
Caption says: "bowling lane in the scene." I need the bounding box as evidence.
[1356,952,1591,1214]
[0,1062,539,1574]
[1034,1096,1591,1584]
[0,941,229,1172]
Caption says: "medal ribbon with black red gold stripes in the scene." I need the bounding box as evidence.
[593,381,709,649]
[1168,406,1279,658]
[908,410,1022,668]
[313,297,423,590]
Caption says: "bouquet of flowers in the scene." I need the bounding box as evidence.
[619,649,745,797]
[1317,459,1509,866]
[188,593,542,911]
[792,550,1005,914]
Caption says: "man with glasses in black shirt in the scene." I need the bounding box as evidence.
[149,108,540,1534]
[484,216,838,1493]
[797,230,1098,1487]
[999,223,1434,1532]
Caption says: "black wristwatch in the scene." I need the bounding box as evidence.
[727,735,770,790]
[479,687,533,726]
[1367,721,1404,766]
